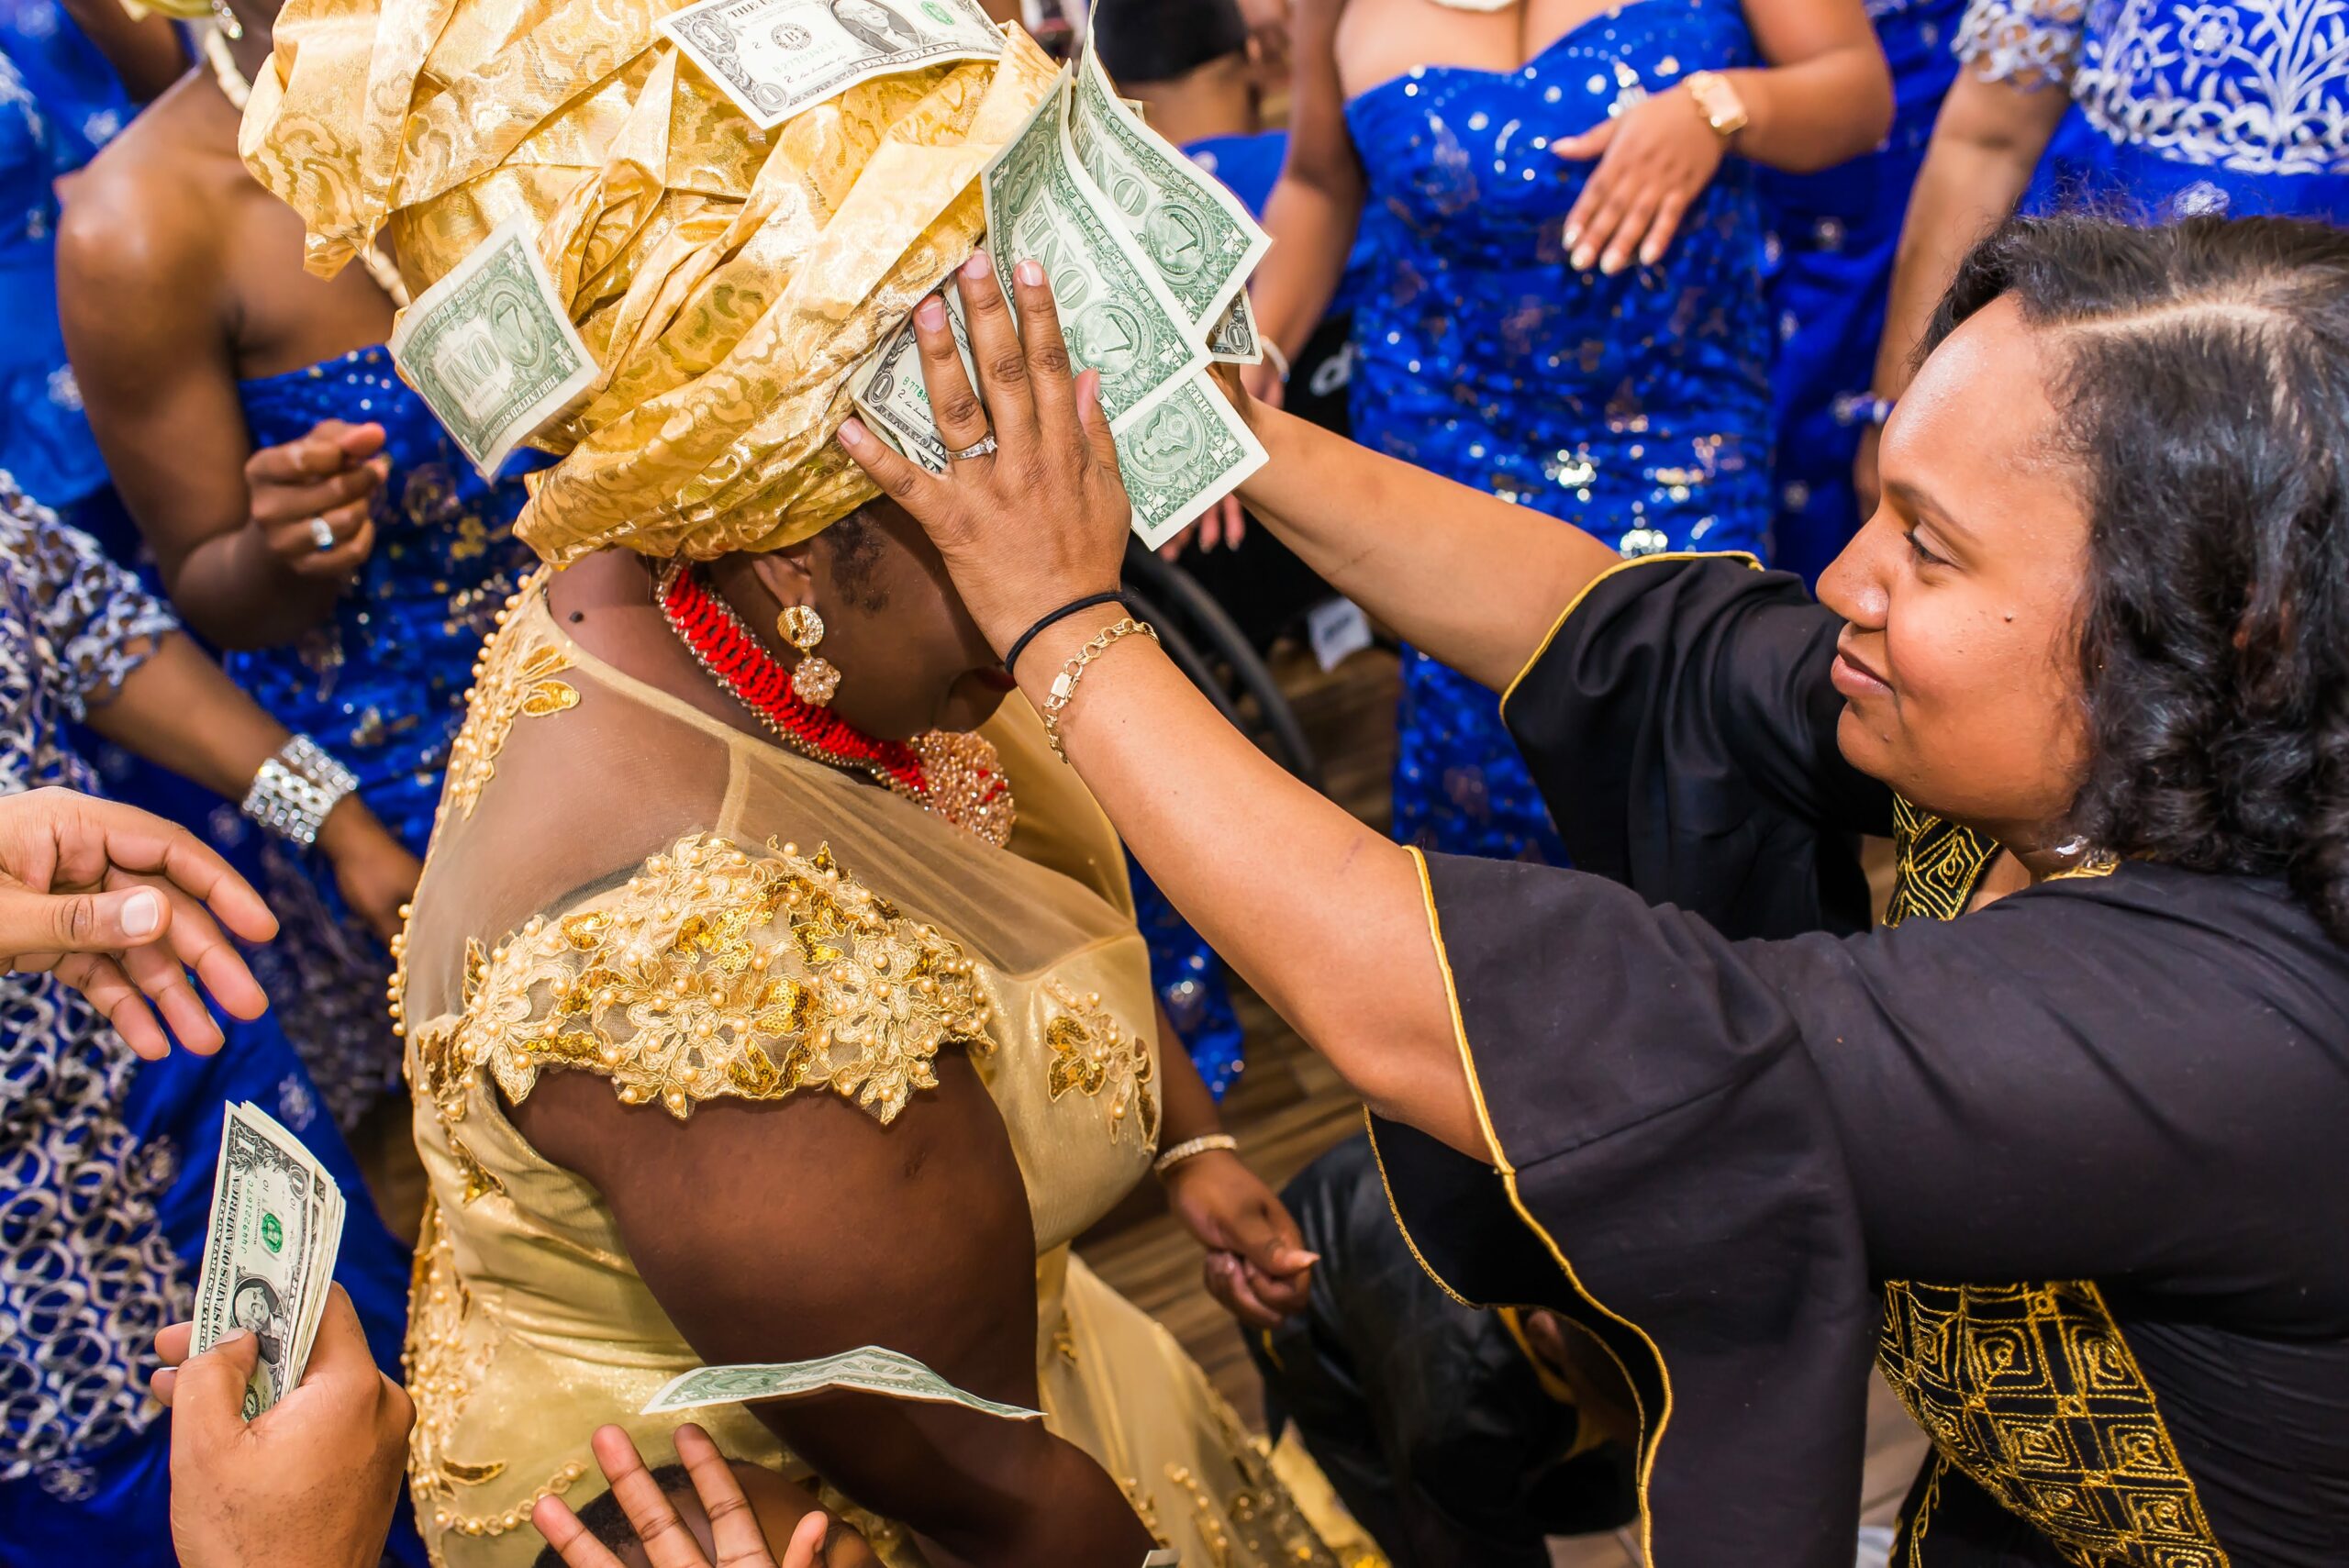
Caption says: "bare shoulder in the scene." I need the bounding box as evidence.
[59,77,239,304]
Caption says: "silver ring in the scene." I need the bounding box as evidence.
[947,433,997,462]
[307,516,337,551]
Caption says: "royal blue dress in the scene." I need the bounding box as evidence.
[1961,0,2349,222]
[0,473,422,1568]
[1347,1,1776,862]
[210,350,537,1129]
[0,0,138,531]
[1759,0,1965,585]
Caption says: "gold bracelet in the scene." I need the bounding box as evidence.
[1153,1132,1240,1178]
[1041,615,1156,762]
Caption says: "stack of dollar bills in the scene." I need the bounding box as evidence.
[189,1101,346,1421]
[849,33,1273,548]
[387,0,1272,548]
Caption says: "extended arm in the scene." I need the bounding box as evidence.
[1237,401,1624,690]
[55,0,185,101]
[840,261,1483,1154]
[512,1056,1160,1568]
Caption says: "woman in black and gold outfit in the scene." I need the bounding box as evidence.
[838,214,2349,1565]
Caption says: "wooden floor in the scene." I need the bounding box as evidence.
[1073,640,1930,1564]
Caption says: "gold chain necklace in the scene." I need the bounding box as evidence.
[202,26,412,308]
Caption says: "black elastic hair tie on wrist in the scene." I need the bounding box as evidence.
[1005,591,1130,676]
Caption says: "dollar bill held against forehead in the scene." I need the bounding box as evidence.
[390,217,597,479]
[661,0,1005,129]
[643,1345,1045,1420]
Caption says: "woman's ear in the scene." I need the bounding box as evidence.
[745,547,818,612]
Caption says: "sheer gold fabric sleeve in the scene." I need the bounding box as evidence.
[238,0,1058,562]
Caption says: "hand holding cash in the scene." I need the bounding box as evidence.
[152,1283,413,1568]
[188,1099,349,1421]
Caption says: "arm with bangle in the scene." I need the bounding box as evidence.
[84,634,420,941]
[841,254,1486,1157]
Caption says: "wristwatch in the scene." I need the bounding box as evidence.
[1684,70,1750,139]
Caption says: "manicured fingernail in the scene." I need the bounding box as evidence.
[1572,247,1595,271]
[838,418,868,449]
[1601,254,1623,275]
[120,888,161,938]
[963,250,991,278]
[1562,223,1580,248]
[917,298,945,329]
[1017,259,1044,288]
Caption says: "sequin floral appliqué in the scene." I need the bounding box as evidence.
[438,573,578,825]
[1042,981,1159,1148]
[417,832,994,1127]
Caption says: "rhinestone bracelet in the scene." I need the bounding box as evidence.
[240,735,359,846]
[1040,616,1156,762]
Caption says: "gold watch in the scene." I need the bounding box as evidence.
[1684,70,1750,139]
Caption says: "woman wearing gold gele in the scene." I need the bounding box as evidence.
[238,11,1364,1568]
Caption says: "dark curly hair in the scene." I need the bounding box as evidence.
[1921,215,2349,943]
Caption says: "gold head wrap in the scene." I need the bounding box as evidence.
[238,0,1059,563]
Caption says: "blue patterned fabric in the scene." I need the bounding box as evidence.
[0,473,420,1568]
[215,348,537,1128]
[1344,0,1776,861]
[0,0,137,512]
[1759,0,1965,585]
[1962,0,2349,221]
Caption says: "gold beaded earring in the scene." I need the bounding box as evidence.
[780,604,841,706]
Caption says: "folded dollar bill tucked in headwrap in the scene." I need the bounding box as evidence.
[238,0,1059,562]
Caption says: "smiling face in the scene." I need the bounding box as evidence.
[1817,297,2095,849]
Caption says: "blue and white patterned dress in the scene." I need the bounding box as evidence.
[1961,0,2349,218]
[0,473,419,1568]
[1346,1,1777,862]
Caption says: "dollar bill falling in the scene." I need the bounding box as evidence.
[189,1101,346,1420]
[642,1345,1045,1420]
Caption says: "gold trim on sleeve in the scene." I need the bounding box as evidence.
[1498,550,1763,718]
[1403,844,1677,1565]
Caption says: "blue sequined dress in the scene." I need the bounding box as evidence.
[0,473,422,1568]
[1347,1,1776,862]
[221,349,537,1128]
[1960,0,2349,220]
[1759,0,1965,584]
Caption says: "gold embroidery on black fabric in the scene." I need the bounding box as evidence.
[1883,796,2002,928]
[1879,802,2225,1567]
[1877,1282,2226,1566]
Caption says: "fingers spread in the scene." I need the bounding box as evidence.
[838,418,942,513]
[54,951,169,1059]
[593,1426,700,1568]
[673,1423,764,1562]
[533,1496,625,1568]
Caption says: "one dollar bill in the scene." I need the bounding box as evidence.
[642,1345,1044,1421]
[851,297,1263,548]
[661,0,1004,129]
[1206,287,1262,365]
[189,1101,345,1420]
[980,72,1204,428]
[390,216,597,478]
[1065,39,1268,333]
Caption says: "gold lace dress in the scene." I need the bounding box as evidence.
[393,578,1352,1568]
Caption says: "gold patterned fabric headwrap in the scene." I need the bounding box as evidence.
[238,0,1058,562]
